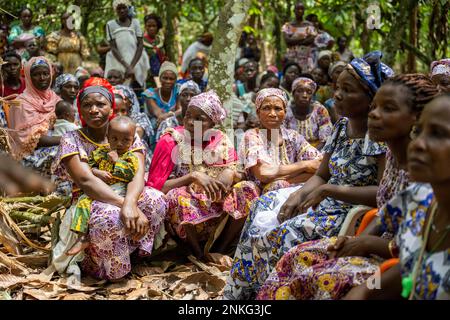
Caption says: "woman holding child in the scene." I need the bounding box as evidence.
[8,56,61,175]
[48,77,166,281]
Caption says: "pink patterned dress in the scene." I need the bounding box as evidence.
[238,126,321,193]
[51,129,167,280]
[283,101,333,149]
[150,127,260,242]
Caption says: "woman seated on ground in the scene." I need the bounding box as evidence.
[146,91,260,260]
[155,80,201,141]
[345,94,450,300]
[8,56,61,175]
[256,74,439,300]
[284,76,332,150]
[142,61,179,147]
[47,77,166,281]
[1,51,26,98]
[53,73,81,125]
[239,88,322,195]
[224,51,391,300]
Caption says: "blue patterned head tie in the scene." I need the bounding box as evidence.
[348,50,394,97]
[30,58,49,71]
[180,80,201,95]
[54,73,79,94]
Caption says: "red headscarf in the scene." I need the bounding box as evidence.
[76,77,116,127]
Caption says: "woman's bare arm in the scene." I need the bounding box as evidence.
[250,158,321,184]
[38,135,61,147]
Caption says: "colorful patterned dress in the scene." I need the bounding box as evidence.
[283,101,333,149]
[282,22,318,72]
[239,126,321,194]
[256,149,411,300]
[389,183,449,300]
[223,117,386,300]
[71,147,139,234]
[49,129,166,280]
[153,127,260,242]
[45,31,90,75]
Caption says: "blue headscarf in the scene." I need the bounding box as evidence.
[348,51,394,97]
[53,73,79,94]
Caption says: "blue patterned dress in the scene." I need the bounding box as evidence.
[383,183,450,300]
[223,117,386,300]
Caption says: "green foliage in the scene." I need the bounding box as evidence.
[1,0,447,73]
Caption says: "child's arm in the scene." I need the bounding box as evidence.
[92,168,114,184]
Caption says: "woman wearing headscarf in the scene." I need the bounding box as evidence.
[147,90,259,260]
[8,56,61,174]
[47,77,166,281]
[54,73,81,126]
[239,88,322,195]
[105,0,149,89]
[155,80,200,141]
[224,51,391,300]
[142,61,179,147]
[430,58,450,93]
[284,77,333,150]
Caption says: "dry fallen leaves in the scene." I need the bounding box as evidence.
[0,202,234,300]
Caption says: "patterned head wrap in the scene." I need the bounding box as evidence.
[255,88,288,111]
[317,50,332,61]
[30,57,49,72]
[430,59,450,77]
[292,77,317,93]
[115,84,140,114]
[113,88,127,101]
[75,66,90,80]
[346,50,394,97]
[113,0,130,11]
[76,77,116,127]
[53,73,79,94]
[328,61,347,78]
[187,90,226,125]
[159,61,178,78]
[180,80,201,95]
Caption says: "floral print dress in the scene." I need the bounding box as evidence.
[164,128,260,242]
[389,183,449,300]
[239,126,321,194]
[223,117,386,300]
[49,130,167,280]
[256,149,411,300]
[283,101,333,149]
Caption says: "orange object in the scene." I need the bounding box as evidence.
[379,258,400,273]
[355,208,378,236]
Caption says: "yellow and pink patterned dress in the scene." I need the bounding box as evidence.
[71,147,139,234]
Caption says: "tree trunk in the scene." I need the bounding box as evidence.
[407,4,418,72]
[164,1,177,63]
[208,0,252,129]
